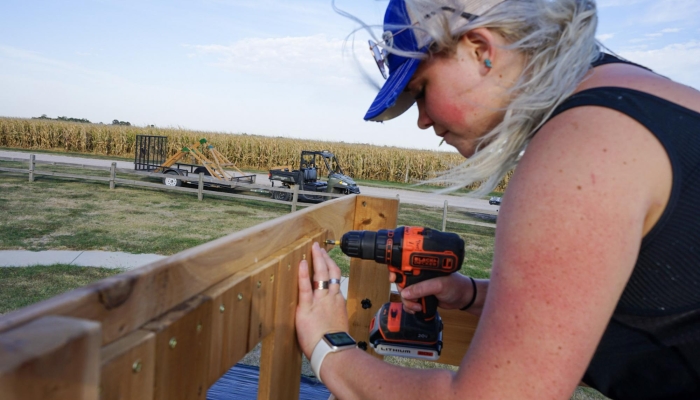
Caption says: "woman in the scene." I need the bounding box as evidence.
[295,0,700,398]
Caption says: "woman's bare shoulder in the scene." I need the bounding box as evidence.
[577,62,700,114]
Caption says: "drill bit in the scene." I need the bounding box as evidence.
[324,239,339,245]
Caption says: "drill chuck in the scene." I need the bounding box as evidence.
[340,230,389,262]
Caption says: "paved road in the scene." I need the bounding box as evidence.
[0,150,499,212]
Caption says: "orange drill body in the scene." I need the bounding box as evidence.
[338,226,465,359]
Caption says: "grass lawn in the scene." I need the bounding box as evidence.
[0,171,290,255]
[0,264,124,314]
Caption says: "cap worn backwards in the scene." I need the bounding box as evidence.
[363,0,507,122]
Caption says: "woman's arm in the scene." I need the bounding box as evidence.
[297,104,671,399]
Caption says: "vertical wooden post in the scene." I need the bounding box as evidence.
[257,231,326,400]
[346,195,399,358]
[28,154,35,183]
[143,296,212,400]
[442,200,448,231]
[100,330,156,400]
[291,184,299,213]
[0,316,101,400]
[198,173,204,201]
[110,162,116,190]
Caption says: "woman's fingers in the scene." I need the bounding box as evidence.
[311,242,331,298]
[401,278,443,313]
[298,259,313,307]
[320,246,343,295]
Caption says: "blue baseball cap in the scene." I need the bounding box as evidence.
[364,0,506,122]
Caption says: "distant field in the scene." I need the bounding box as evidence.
[0,117,511,191]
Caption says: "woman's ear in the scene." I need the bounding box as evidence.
[461,28,496,73]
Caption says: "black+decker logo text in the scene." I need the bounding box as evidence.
[411,255,439,267]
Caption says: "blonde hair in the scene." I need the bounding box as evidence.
[342,0,600,195]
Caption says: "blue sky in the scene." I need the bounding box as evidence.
[1,0,699,150]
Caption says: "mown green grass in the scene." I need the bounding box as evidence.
[0,172,290,255]
[0,264,124,314]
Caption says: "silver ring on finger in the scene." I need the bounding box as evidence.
[313,280,329,290]
[328,278,341,285]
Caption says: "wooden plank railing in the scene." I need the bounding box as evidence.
[0,194,480,400]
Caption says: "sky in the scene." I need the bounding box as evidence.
[1,0,699,151]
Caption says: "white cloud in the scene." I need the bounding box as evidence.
[0,45,127,85]
[661,28,681,33]
[642,0,700,24]
[644,33,662,38]
[186,34,378,87]
[597,33,615,42]
[597,0,647,8]
[620,40,700,90]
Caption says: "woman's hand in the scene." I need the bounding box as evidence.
[392,272,478,313]
[295,242,349,359]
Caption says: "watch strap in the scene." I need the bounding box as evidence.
[310,338,332,383]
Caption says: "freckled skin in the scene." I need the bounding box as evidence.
[295,23,700,400]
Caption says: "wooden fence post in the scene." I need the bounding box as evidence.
[109,162,116,190]
[291,184,299,213]
[442,200,448,231]
[198,173,204,201]
[28,154,35,183]
[0,316,101,400]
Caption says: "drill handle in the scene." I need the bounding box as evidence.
[397,271,443,321]
[416,294,439,321]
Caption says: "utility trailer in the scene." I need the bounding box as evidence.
[268,150,360,203]
[135,135,256,188]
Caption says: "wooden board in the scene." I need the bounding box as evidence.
[202,272,252,387]
[100,330,156,400]
[346,195,399,358]
[0,195,357,346]
[246,258,280,350]
[0,316,101,400]
[143,295,212,400]
[258,231,326,400]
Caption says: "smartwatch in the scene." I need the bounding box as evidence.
[310,332,357,383]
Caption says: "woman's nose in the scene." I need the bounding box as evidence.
[416,99,433,130]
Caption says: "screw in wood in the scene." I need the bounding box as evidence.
[197,323,202,333]
[219,304,225,313]
[237,293,243,301]
[257,280,262,289]
[132,360,142,373]
[169,338,177,349]
[270,274,274,283]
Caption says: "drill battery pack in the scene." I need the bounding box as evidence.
[369,302,443,361]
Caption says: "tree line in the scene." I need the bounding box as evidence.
[32,114,131,126]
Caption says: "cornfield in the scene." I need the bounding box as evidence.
[0,118,509,191]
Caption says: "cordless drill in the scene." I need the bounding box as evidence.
[327,226,464,360]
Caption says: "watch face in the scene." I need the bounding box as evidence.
[324,332,356,347]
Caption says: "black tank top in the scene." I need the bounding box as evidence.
[547,54,700,400]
